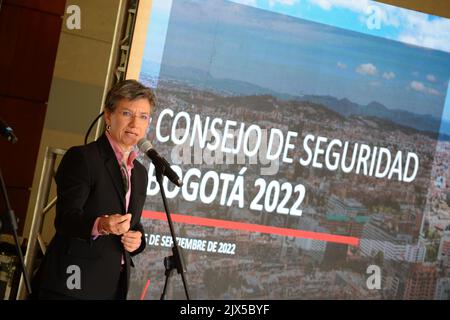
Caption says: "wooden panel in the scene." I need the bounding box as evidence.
[3,0,66,16]
[0,3,63,102]
[53,33,113,86]
[0,97,47,188]
[45,77,104,134]
[62,0,121,43]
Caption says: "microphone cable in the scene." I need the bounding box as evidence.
[84,111,104,145]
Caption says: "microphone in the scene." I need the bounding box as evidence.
[0,119,18,144]
[138,139,183,187]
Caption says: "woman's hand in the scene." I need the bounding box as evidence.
[98,213,131,235]
[121,230,142,252]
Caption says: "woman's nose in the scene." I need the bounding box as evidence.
[128,115,137,127]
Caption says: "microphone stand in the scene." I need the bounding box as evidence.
[154,165,190,300]
[0,167,32,297]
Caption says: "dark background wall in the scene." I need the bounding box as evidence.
[0,0,66,235]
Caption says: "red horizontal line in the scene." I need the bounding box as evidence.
[142,210,360,247]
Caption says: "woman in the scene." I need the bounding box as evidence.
[34,79,155,299]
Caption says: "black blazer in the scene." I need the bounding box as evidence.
[34,134,147,299]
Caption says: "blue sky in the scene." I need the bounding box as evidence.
[141,0,450,120]
[231,0,450,53]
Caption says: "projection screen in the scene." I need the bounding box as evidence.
[126,0,450,300]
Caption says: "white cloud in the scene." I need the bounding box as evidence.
[382,71,395,80]
[411,81,425,92]
[356,63,377,76]
[428,88,440,96]
[337,61,347,69]
[309,0,372,12]
[427,74,437,82]
[233,0,257,6]
[307,0,450,52]
[308,0,396,29]
[397,11,450,53]
[309,0,332,10]
[410,81,441,96]
[269,0,300,7]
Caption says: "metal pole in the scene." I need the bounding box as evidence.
[94,0,129,141]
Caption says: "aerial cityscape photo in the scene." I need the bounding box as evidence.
[129,0,450,300]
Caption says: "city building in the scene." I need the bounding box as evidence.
[403,263,438,300]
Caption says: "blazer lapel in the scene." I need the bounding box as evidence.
[105,158,126,212]
[97,134,126,212]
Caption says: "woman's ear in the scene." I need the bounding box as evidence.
[104,110,111,127]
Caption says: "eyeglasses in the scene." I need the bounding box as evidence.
[120,161,130,194]
[118,109,150,122]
